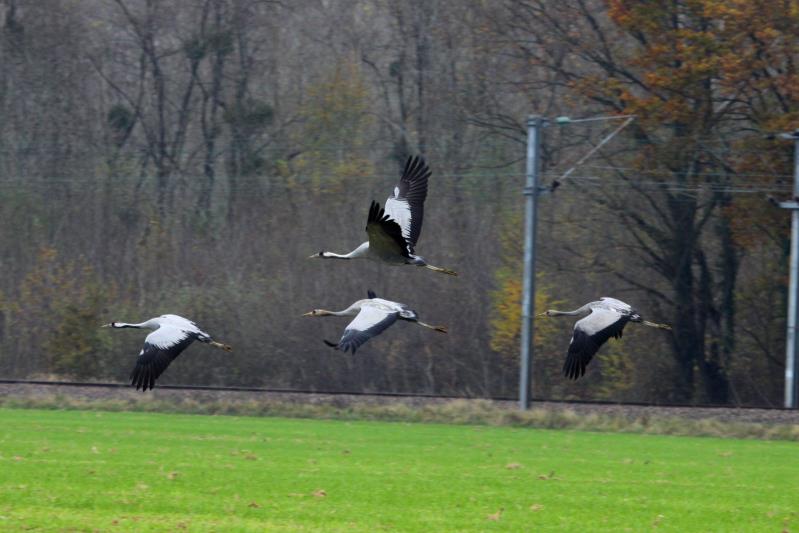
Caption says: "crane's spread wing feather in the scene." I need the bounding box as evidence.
[384,156,430,250]
[563,308,631,380]
[367,289,377,299]
[159,314,209,332]
[329,304,399,354]
[369,297,416,320]
[366,200,411,258]
[598,297,634,313]
[130,326,197,391]
[158,314,196,327]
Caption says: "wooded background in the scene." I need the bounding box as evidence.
[0,0,796,406]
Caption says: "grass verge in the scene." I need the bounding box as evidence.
[1,392,797,441]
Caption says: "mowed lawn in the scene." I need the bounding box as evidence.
[0,408,796,532]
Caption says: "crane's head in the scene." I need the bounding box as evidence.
[536,310,556,317]
[308,251,326,259]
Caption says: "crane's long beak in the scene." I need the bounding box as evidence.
[100,323,112,328]
[302,311,314,317]
[535,312,548,317]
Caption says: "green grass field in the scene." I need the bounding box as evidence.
[0,408,796,532]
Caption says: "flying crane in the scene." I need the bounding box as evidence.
[537,297,671,380]
[101,314,232,391]
[303,290,447,354]
[311,156,457,276]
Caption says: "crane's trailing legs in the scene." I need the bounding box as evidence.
[415,320,448,333]
[421,263,458,276]
[208,340,234,351]
[640,320,671,330]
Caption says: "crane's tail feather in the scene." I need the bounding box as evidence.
[323,340,340,349]
[642,320,672,331]
[209,341,233,351]
[417,321,448,334]
[424,264,458,276]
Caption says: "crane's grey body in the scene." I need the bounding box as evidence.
[539,297,670,380]
[102,314,231,391]
[569,298,635,336]
[304,290,446,354]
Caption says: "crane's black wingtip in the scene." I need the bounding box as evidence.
[403,154,427,173]
[367,200,385,225]
[401,154,431,182]
[131,376,149,391]
[563,368,583,380]
[562,355,586,380]
[323,339,357,354]
[131,365,157,391]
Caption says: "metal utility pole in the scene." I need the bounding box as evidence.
[519,116,542,410]
[516,113,633,410]
[779,130,799,409]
